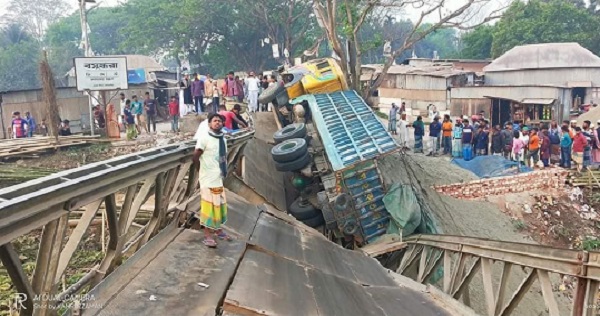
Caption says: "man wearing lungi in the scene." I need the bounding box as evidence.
[193,113,232,248]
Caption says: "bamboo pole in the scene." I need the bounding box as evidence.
[39,50,61,144]
[101,209,106,253]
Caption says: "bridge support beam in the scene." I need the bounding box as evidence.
[0,242,35,314]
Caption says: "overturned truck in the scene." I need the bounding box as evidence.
[261,58,400,246]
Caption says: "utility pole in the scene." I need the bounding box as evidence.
[79,0,98,135]
[0,92,5,139]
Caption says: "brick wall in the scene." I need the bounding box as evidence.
[434,170,569,199]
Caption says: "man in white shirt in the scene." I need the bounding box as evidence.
[397,118,410,149]
[118,93,126,130]
[193,113,231,248]
[245,71,260,113]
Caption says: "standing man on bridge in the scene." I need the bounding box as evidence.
[193,113,232,248]
[245,71,260,113]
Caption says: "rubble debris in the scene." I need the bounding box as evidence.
[434,169,568,199]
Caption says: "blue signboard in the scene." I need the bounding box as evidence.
[127,69,146,84]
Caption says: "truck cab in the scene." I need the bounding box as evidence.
[263,58,399,247]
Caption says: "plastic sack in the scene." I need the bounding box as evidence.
[383,183,424,237]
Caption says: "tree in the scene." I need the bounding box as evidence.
[0,41,41,91]
[120,0,226,72]
[4,0,71,42]
[459,25,494,59]
[313,0,505,101]
[491,0,600,58]
[228,0,321,66]
[0,23,33,47]
[119,0,321,74]
[416,26,460,59]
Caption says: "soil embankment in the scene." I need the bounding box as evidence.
[378,152,571,316]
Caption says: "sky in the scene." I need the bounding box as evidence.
[0,0,510,26]
[0,0,123,17]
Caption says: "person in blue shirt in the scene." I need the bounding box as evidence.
[462,119,474,160]
[560,125,572,168]
[130,95,146,134]
[427,116,442,156]
[413,116,425,153]
[124,100,137,140]
[452,119,463,158]
[475,125,490,156]
[24,112,36,137]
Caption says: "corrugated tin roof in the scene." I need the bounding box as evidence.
[293,91,399,171]
[362,64,470,78]
[485,43,600,72]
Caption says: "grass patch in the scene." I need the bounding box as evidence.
[581,237,600,251]
[511,219,527,231]
[375,111,388,120]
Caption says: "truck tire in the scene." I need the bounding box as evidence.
[271,138,307,163]
[301,213,325,228]
[289,198,320,220]
[275,90,290,106]
[274,151,311,172]
[334,193,350,212]
[343,219,359,235]
[273,123,307,144]
[259,83,285,104]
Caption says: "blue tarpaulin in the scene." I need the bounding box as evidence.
[452,155,533,178]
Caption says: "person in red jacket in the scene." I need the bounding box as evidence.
[11,111,27,139]
[572,127,587,172]
[168,96,180,132]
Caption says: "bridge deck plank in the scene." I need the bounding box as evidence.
[87,191,468,316]
[91,229,245,316]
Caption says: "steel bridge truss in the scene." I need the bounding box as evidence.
[0,133,252,316]
[397,234,600,316]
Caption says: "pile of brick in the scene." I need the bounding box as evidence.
[434,169,569,199]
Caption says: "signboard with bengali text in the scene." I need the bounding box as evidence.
[74,57,128,91]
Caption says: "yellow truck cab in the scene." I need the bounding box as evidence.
[283,58,348,98]
[258,58,348,110]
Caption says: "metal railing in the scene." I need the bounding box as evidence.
[0,131,253,316]
[397,234,600,316]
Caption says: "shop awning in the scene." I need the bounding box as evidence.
[521,98,555,105]
[483,95,520,103]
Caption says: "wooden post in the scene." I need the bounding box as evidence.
[0,93,6,139]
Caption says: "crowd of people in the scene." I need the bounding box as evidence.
[9,111,73,139]
[397,109,597,172]
[89,69,267,141]
[178,71,278,115]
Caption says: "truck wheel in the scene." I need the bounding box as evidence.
[273,123,307,144]
[271,138,307,163]
[259,83,285,104]
[275,90,290,106]
[334,193,350,212]
[301,213,325,228]
[275,151,311,172]
[289,198,320,220]
[343,219,359,235]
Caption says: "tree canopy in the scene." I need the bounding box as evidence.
[458,25,494,59]
[491,0,600,57]
[457,0,600,59]
[10,0,600,94]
